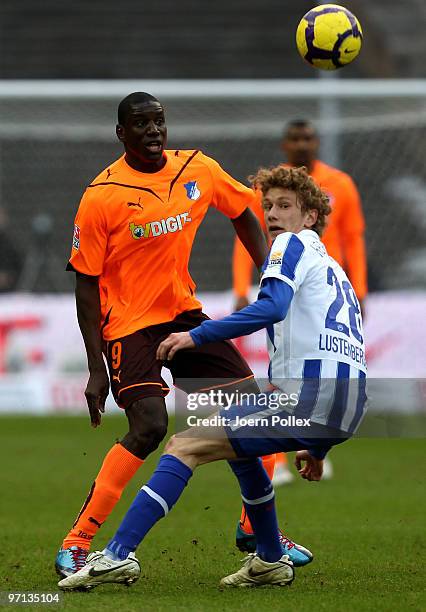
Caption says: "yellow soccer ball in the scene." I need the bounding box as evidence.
[296,4,363,70]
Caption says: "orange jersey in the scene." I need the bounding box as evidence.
[69,150,256,340]
[233,159,367,300]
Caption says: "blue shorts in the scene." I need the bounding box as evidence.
[221,394,349,460]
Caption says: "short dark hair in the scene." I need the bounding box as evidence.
[117,92,160,124]
[283,119,317,139]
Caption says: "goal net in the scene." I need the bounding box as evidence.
[0,79,425,293]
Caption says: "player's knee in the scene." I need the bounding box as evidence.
[165,435,202,469]
[128,421,167,457]
[139,418,167,452]
[125,398,168,458]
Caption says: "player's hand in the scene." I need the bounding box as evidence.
[85,368,110,428]
[157,332,195,361]
[294,450,323,481]
[234,296,249,311]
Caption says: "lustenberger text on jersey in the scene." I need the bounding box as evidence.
[318,333,366,367]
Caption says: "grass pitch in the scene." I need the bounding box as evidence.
[0,415,425,611]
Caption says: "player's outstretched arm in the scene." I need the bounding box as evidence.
[231,208,268,270]
[157,277,294,361]
[75,272,110,428]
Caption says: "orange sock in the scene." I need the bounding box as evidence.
[62,443,143,550]
[275,452,288,467]
[239,454,277,535]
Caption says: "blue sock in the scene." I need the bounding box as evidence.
[105,454,192,560]
[229,458,282,563]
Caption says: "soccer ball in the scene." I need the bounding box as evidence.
[296,4,363,70]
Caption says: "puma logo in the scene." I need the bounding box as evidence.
[112,370,121,383]
[127,197,143,210]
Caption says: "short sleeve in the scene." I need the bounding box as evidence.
[68,188,108,276]
[261,233,309,292]
[203,155,257,218]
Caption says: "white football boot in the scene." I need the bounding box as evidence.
[58,551,140,591]
[220,553,294,588]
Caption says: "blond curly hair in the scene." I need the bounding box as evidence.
[249,165,331,236]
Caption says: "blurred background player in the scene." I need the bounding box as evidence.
[233,119,368,489]
[233,119,368,308]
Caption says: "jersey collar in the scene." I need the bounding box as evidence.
[299,229,319,240]
[122,152,169,176]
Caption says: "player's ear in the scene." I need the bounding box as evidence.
[116,124,125,142]
[305,209,318,229]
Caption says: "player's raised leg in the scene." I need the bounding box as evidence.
[165,326,302,564]
[58,421,294,590]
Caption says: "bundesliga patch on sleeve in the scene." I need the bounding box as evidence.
[268,250,283,267]
[72,224,80,250]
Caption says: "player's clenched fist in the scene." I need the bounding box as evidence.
[294,450,324,481]
[157,332,195,361]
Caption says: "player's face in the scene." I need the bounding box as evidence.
[263,187,317,239]
[281,126,319,167]
[116,101,167,167]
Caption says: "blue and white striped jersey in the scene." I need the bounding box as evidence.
[261,229,367,434]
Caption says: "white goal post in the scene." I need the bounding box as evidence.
[0,79,425,142]
[0,78,425,98]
